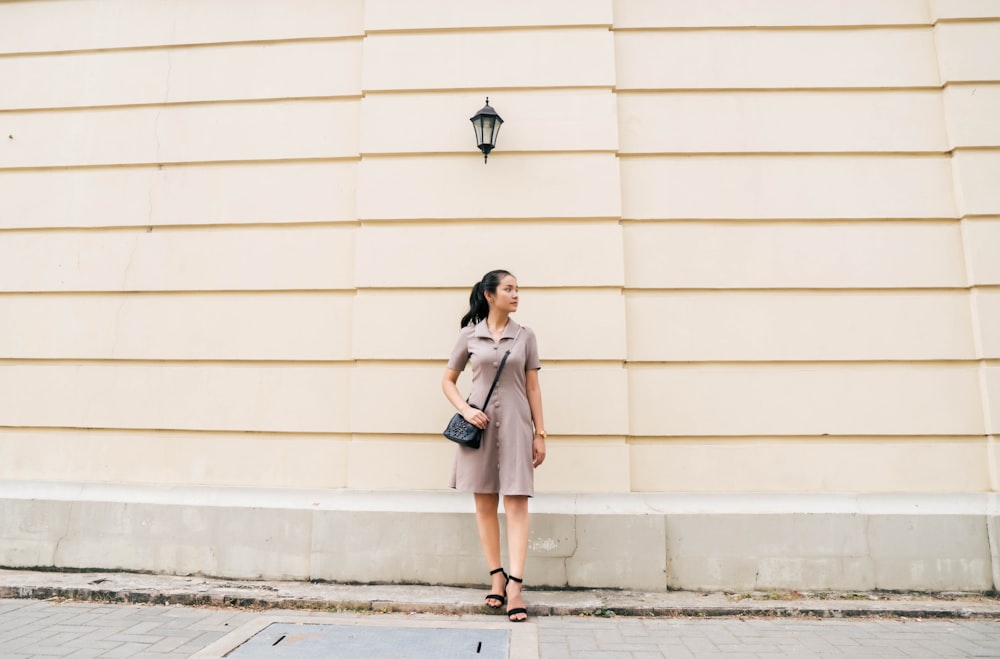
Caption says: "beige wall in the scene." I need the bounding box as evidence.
[1,0,998,495]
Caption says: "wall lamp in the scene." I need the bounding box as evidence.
[470,97,503,163]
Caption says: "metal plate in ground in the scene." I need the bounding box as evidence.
[227,622,509,658]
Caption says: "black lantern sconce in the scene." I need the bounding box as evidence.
[470,97,503,163]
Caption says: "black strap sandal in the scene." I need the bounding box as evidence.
[506,575,527,622]
[485,567,507,608]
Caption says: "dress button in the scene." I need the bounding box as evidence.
[493,361,499,367]
[494,401,500,407]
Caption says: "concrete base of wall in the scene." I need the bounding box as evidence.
[1,482,997,593]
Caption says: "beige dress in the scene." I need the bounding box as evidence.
[447,319,541,496]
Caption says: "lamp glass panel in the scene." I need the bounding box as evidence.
[472,116,484,145]
[481,116,496,145]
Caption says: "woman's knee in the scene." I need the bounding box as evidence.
[474,493,500,513]
[502,495,529,516]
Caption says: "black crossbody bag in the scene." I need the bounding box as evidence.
[443,328,521,449]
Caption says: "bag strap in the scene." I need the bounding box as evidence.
[480,327,522,408]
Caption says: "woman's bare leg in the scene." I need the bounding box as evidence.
[475,493,506,606]
[503,495,529,620]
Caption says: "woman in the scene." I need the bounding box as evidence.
[442,269,546,623]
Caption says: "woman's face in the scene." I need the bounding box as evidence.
[488,275,519,314]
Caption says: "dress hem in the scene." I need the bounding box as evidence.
[450,485,534,498]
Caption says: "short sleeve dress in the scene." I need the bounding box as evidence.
[447,319,541,497]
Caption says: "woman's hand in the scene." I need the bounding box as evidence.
[532,434,546,468]
[463,405,489,429]
[443,370,487,428]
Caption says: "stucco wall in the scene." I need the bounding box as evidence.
[1,0,998,496]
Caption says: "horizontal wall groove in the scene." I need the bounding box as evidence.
[0,221,361,233]
[0,425,351,439]
[1,427,986,441]
[952,145,1000,153]
[355,359,625,368]
[358,217,621,225]
[621,286,984,293]
[0,34,364,60]
[613,85,944,93]
[940,79,1000,86]
[625,359,996,367]
[621,215,960,226]
[620,216,961,223]
[611,24,933,33]
[618,217,961,225]
[616,151,953,159]
[943,81,1000,89]
[357,217,621,227]
[364,24,611,37]
[1,358,994,368]
[354,286,623,293]
[361,84,613,95]
[0,289,358,296]
[933,17,1000,25]
[0,155,362,173]
[360,149,616,159]
[626,434,993,442]
[0,358,358,367]
[0,95,364,115]
[352,285,989,294]
[7,151,967,173]
[361,85,613,96]
[0,358,625,368]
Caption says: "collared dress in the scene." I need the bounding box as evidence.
[447,319,541,496]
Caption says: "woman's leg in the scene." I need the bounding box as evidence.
[474,493,506,606]
[503,495,529,621]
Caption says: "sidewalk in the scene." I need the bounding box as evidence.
[2,569,1000,658]
[2,568,999,619]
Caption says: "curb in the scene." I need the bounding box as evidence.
[2,570,999,620]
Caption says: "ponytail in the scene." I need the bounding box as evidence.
[459,269,512,328]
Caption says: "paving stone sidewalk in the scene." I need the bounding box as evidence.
[3,599,1000,658]
[0,598,251,658]
[2,569,1000,658]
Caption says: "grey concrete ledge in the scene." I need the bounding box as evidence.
[1,481,996,516]
[4,482,1000,592]
[1,569,999,620]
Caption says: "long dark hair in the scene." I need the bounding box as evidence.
[460,269,512,328]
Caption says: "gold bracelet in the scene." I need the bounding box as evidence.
[534,430,547,439]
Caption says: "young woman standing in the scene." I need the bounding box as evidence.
[441,269,547,623]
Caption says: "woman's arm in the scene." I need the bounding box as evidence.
[526,369,546,467]
[442,368,489,429]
